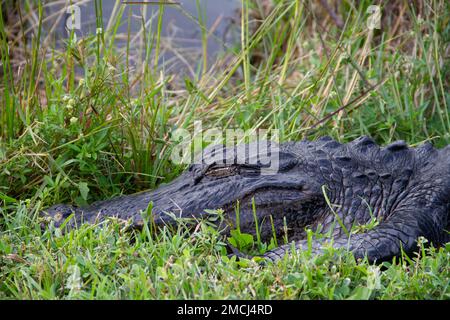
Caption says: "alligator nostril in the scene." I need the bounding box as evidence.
[193,175,202,185]
[365,170,377,177]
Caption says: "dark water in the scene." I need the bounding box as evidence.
[43,0,240,77]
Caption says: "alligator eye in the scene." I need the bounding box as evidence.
[205,165,238,178]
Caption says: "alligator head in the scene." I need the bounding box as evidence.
[42,136,450,262]
[43,141,324,238]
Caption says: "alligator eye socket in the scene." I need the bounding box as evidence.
[204,164,262,178]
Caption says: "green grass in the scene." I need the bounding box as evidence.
[0,0,449,299]
[0,203,448,299]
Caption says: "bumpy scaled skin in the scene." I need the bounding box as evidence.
[42,136,450,263]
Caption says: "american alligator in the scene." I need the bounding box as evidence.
[42,136,450,262]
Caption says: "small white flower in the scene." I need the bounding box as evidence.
[70,117,78,124]
[366,265,381,290]
[417,236,429,246]
[107,63,116,73]
[343,278,351,286]
[66,265,82,292]
[417,16,424,25]
[331,265,337,274]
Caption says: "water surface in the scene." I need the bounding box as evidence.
[44,0,240,77]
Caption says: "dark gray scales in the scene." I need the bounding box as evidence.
[42,136,450,263]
